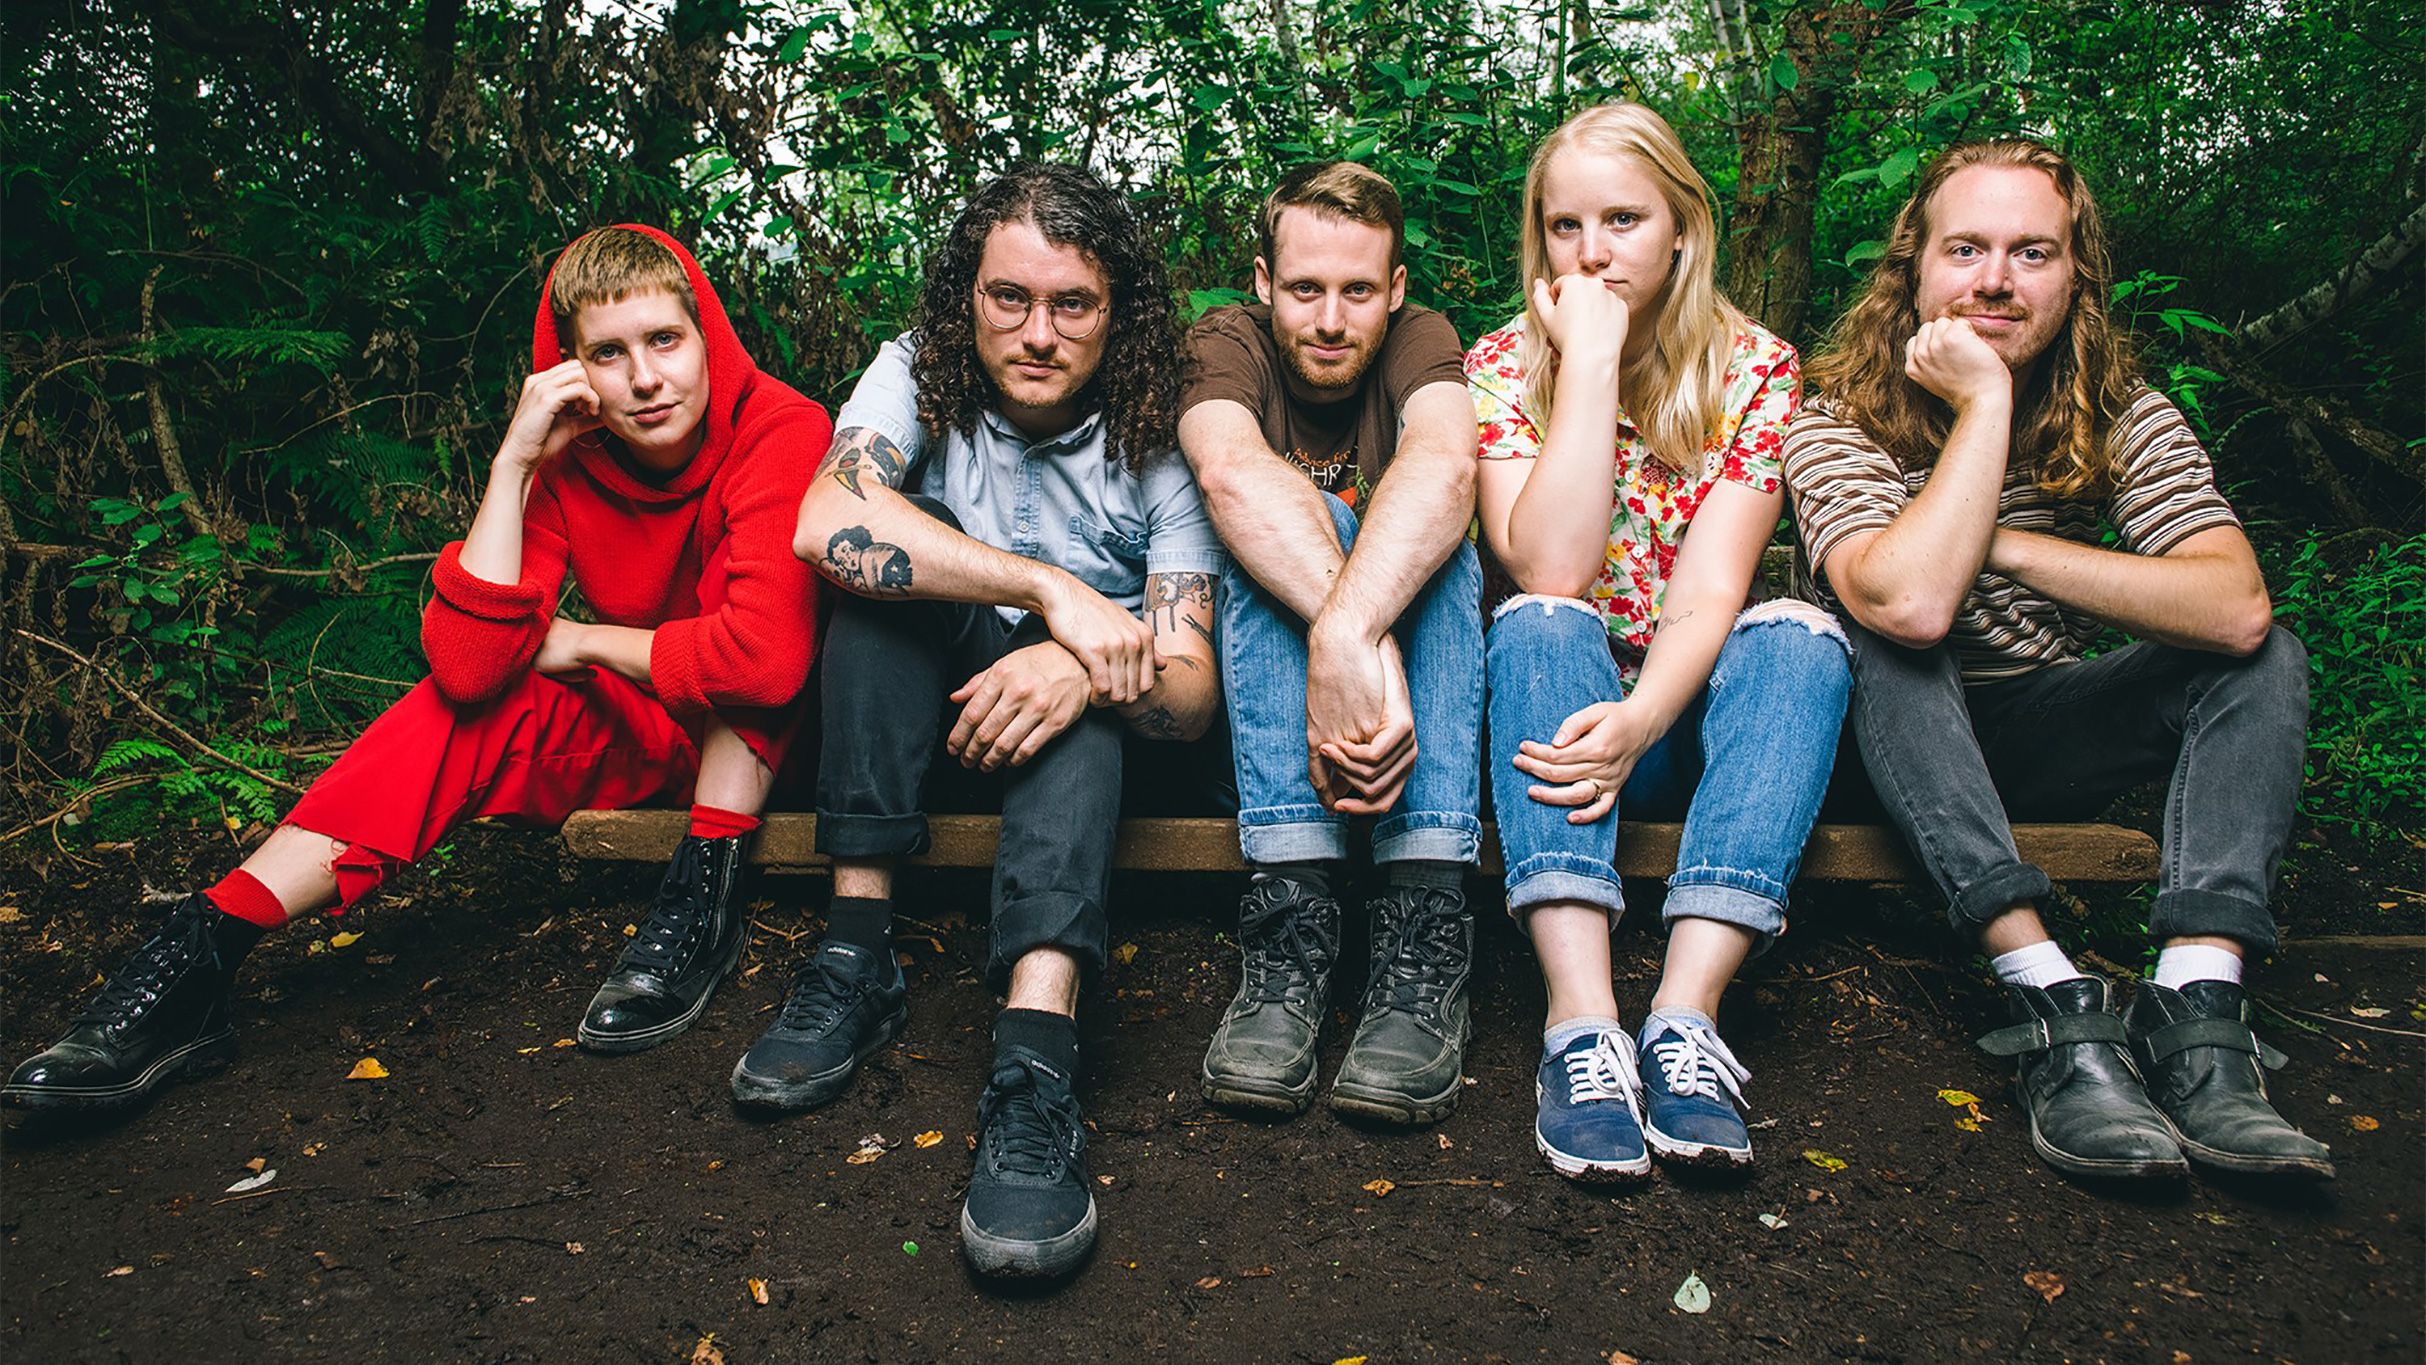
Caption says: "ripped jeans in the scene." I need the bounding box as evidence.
[1484,596,1852,950]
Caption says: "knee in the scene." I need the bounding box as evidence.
[1487,593,1608,667]
[2209,623,2310,716]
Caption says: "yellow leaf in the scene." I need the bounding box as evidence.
[1332,1358,1369,1365]
[1801,1148,1847,1173]
[2350,1115,2380,1132]
[691,1337,725,1365]
[2023,1269,2066,1303]
[1954,1118,1983,1132]
[1113,942,1140,965]
[747,1278,769,1306]
[1936,1089,1980,1107]
[1361,1178,1395,1197]
[914,1130,943,1149]
[328,931,362,948]
[552,1038,575,1048]
[622,923,638,938]
[346,1057,389,1081]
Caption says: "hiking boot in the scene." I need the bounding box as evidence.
[1327,884,1473,1125]
[1977,977,2187,1179]
[578,833,752,1053]
[730,939,907,1111]
[1534,1026,1651,1182]
[1200,877,1339,1115]
[3,895,244,1114]
[2128,979,2335,1180]
[1637,1008,1755,1168]
[961,1046,1096,1279]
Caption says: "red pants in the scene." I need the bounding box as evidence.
[285,669,794,908]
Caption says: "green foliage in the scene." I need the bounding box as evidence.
[2272,535,2426,835]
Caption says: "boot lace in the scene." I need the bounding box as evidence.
[977,1057,1084,1180]
[1363,888,1466,1018]
[776,949,872,1035]
[1561,1030,1645,1111]
[73,903,207,1035]
[1237,882,1335,1007]
[619,838,713,977]
[1644,1011,1751,1108]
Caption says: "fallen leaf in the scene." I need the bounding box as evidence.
[1241,1265,1275,1277]
[1331,1357,1369,1365]
[1672,1271,1711,1314]
[1113,942,1140,965]
[329,931,362,948]
[1096,1174,1114,1186]
[2350,1006,2390,1019]
[707,1159,726,1171]
[1361,1178,1396,1197]
[243,1157,267,1174]
[1801,1148,1847,1173]
[565,1242,584,1255]
[2327,1093,2344,1105]
[914,1130,943,1149]
[106,1265,134,1278]
[901,1241,919,1256]
[517,1046,541,1055]
[1196,1276,1223,1290]
[225,1169,277,1194]
[552,1038,575,1049]
[1437,1133,1455,1150]
[346,1057,388,1081]
[2194,1211,2233,1226]
[1936,1089,1980,1107]
[302,1143,326,1157]
[690,1337,724,1365]
[1954,1118,1983,1132]
[622,923,638,938]
[1608,1352,1641,1365]
[747,1277,769,1305]
[312,1250,340,1269]
[2023,1269,2066,1303]
[1757,1213,1788,1230]
[2351,1115,2380,1132]
[2171,1352,2193,1364]
[307,940,326,955]
[845,1148,884,1165]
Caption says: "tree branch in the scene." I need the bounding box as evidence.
[139,269,217,540]
[14,629,306,797]
[2240,197,2426,353]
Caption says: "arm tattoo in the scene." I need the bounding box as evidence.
[822,525,914,596]
[822,427,910,502]
[1146,571,1216,639]
[1128,705,1187,740]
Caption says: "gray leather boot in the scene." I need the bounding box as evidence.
[2127,979,2335,1179]
[1328,884,1472,1126]
[1977,977,2187,1179]
[1200,877,1339,1114]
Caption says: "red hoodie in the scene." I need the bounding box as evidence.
[419,225,830,761]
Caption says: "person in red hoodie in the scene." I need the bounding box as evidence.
[4,226,831,1117]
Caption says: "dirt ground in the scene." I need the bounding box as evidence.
[3,827,2419,1364]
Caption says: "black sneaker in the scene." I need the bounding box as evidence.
[578,833,752,1053]
[3,895,244,1114]
[960,1047,1096,1279]
[729,940,907,1111]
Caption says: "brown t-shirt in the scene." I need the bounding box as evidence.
[1783,388,2242,683]
[1181,302,1467,509]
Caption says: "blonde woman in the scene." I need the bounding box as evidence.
[1469,103,1850,1180]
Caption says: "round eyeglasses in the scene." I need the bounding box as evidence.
[975,284,1108,341]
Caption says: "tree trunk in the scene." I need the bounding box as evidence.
[1726,76,1833,344]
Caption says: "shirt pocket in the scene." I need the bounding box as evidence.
[1067,512,1150,599]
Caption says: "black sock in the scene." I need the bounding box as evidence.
[1385,859,1464,893]
[994,1007,1080,1080]
[203,912,267,972]
[824,895,892,953]
[1252,860,1338,899]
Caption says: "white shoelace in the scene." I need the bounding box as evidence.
[1562,1030,1645,1112]
[1644,1011,1751,1107]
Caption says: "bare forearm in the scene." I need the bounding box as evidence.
[578,624,655,685]
[1322,441,1475,643]
[1494,354,1620,596]
[458,460,536,585]
[1991,528,2273,654]
[1834,397,2012,641]
[794,477,1061,610]
[1117,652,1218,741]
[1199,453,1345,621]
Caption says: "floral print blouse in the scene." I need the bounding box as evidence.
[1466,315,1800,677]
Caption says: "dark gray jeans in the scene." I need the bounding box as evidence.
[1846,619,2309,951]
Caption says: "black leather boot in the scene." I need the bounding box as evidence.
[1977,977,2186,1179]
[3,894,250,1114]
[2128,979,2335,1179]
[578,832,752,1053]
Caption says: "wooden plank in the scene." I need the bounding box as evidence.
[562,811,2158,883]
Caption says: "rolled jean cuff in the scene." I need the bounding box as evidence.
[2150,888,2279,953]
[813,809,929,859]
[1662,880,1787,954]
[987,891,1108,992]
[1949,860,2054,931]
[1506,854,1625,919]
[1373,812,1483,867]
[1238,806,1350,864]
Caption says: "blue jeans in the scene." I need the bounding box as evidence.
[1219,496,1484,866]
[1484,595,1852,950]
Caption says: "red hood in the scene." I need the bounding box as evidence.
[532,223,759,503]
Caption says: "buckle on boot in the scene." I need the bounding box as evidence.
[1977,1011,2128,1058]
[2140,1017,2289,1070]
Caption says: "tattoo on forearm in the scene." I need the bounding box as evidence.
[823,428,909,501]
[1129,705,1187,740]
[1147,571,1215,639]
[824,525,914,596]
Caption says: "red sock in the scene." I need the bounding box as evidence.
[688,805,762,840]
[204,869,290,930]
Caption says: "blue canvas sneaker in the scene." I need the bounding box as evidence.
[1637,1007,1754,1168]
[1533,1024,1651,1182]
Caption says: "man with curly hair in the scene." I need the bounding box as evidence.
[768,164,1223,1279]
[1784,140,2331,1184]
[1182,162,1485,1130]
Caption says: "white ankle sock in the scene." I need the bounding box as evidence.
[1991,940,2088,990]
[1544,1014,1626,1056]
[2153,944,2243,990]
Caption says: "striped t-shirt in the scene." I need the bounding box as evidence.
[1782,388,2241,683]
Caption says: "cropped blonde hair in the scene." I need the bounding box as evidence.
[549,227,698,339]
[1518,103,1746,475]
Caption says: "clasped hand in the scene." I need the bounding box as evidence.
[1305,627,1416,816]
[1039,575,1160,705]
[1511,699,1662,825]
[947,640,1095,772]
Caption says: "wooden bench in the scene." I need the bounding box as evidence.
[562,811,2159,883]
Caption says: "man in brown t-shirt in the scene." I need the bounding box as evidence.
[1179,162,1485,1128]
[1784,138,2329,1185]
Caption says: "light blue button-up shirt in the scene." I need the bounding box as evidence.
[833,334,1226,623]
